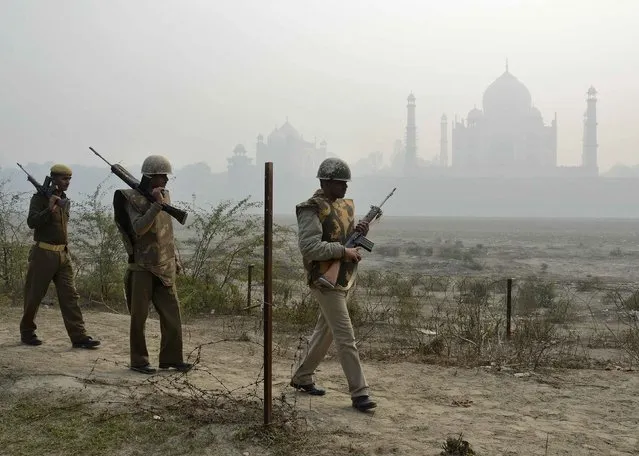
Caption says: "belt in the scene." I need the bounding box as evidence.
[35,242,67,252]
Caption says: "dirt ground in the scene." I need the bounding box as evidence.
[1,305,638,456]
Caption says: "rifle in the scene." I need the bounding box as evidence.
[317,187,396,288]
[89,147,188,225]
[16,163,69,209]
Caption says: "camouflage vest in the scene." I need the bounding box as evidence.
[297,189,357,290]
[113,189,176,286]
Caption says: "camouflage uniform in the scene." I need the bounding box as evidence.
[113,188,185,369]
[291,189,370,398]
[20,191,92,345]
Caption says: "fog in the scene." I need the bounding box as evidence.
[1,0,638,173]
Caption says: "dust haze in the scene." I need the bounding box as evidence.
[1,0,638,174]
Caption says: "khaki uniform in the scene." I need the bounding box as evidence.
[113,189,184,368]
[291,189,369,398]
[20,193,87,342]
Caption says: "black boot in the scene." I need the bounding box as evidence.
[21,333,43,346]
[72,336,101,349]
[159,362,193,372]
[290,381,326,396]
[130,364,157,374]
[352,395,377,412]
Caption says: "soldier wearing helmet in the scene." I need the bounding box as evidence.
[20,164,101,349]
[289,157,377,412]
[113,155,191,374]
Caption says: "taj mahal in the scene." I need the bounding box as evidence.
[226,64,598,180]
[405,64,598,178]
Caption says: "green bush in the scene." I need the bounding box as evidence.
[515,277,556,313]
[177,274,242,315]
[72,185,127,304]
[0,180,31,303]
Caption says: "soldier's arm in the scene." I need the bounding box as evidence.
[297,207,345,261]
[26,194,52,229]
[126,201,162,236]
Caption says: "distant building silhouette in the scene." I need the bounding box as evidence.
[227,143,252,178]
[439,114,448,167]
[404,93,417,175]
[225,119,327,180]
[399,64,599,178]
[451,64,558,175]
[582,86,598,174]
[256,120,327,176]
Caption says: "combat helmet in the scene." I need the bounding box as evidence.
[316,157,351,181]
[141,155,173,175]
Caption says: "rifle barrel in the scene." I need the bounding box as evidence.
[89,147,112,166]
[376,187,396,208]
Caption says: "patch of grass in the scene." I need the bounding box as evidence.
[0,392,198,456]
[0,384,319,456]
[233,422,312,456]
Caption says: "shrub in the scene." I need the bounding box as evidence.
[515,277,556,314]
[72,185,127,305]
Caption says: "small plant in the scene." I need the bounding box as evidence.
[575,276,601,292]
[441,433,476,455]
[547,298,577,324]
[511,316,558,369]
[610,247,623,257]
[622,290,639,311]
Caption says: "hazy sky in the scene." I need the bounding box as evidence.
[1,0,637,173]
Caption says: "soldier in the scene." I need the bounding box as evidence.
[290,157,377,412]
[113,155,191,374]
[20,164,101,349]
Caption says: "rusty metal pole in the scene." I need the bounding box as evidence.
[263,162,273,426]
[506,278,513,341]
[247,264,254,309]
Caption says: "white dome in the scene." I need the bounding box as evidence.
[482,70,532,117]
[467,107,483,122]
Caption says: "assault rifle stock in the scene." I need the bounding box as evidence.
[317,187,396,288]
[16,163,69,209]
[89,147,188,225]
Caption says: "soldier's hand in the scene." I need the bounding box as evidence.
[48,195,61,212]
[344,247,362,263]
[356,220,369,236]
[151,187,165,204]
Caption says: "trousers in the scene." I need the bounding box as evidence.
[20,245,86,342]
[292,288,369,398]
[125,269,184,367]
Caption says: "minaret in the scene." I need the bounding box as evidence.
[440,114,448,167]
[256,133,265,164]
[404,93,417,175]
[582,86,598,175]
[319,139,327,160]
[552,112,558,167]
